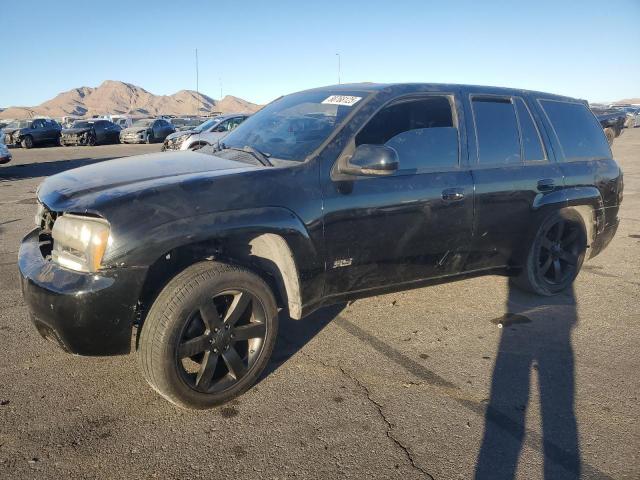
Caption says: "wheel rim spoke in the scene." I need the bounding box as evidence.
[541,237,554,250]
[222,346,247,380]
[233,322,266,341]
[555,220,565,241]
[200,302,222,330]
[195,351,219,389]
[178,335,210,358]
[540,255,553,274]
[553,258,562,282]
[562,229,579,247]
[224,292,251,327]
[559,251,578,265]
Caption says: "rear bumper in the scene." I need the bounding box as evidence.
[19,229,147,356]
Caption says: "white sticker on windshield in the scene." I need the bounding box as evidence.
[321,95,362,106]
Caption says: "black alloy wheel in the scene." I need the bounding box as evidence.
[512,209,587,296]
[138,261,278,409]
[536,217,583,287]
[176,289,267,393]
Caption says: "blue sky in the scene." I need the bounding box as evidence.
[1,0,638,107]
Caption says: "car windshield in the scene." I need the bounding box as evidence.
[72,121,93,128]
[132,119,153,128]
[194,118,222,133]
[220,90,370,161]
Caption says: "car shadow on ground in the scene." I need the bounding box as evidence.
[475,284,582,479]
[0,157,115,182]
[262,283,607,479]
[261,303,347,380]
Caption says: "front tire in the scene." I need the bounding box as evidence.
[146,131,154,144]
[138,261,278,409]
[21,135,34,149]
[512,209,587,296]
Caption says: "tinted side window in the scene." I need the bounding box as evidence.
[515,98,545,162]
[355,96,458,171]
[472,98,521,165]
[540,100,611,160]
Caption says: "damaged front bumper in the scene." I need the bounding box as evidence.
[18,228,147,356]
[60,133,90,146]
[120,132,147,144]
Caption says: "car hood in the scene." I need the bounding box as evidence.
[37,151,258,212]
[3,127,20,135]
[122,126,149,134]
[165,130,194,141]
[62,127,92,135]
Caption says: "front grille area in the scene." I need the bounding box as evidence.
[35,203,57,260]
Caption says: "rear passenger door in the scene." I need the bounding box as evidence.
[463,93,565,270]
[322,93,474,295]
[535,98,620,226]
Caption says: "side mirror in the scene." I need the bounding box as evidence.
[341,144,399,176]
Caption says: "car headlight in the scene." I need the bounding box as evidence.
[51,214,112,272]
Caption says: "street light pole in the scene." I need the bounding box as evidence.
[195,48,200,116]
[336,53,341,84]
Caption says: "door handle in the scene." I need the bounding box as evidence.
[442,188,465,202]
[537,179,555,192]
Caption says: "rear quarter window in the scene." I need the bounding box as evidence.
[540,100,611,161]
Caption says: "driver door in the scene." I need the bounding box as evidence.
[321,94,474,296]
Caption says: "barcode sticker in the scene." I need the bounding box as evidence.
[321,95,362,106]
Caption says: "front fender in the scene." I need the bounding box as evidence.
[105,206,321,274]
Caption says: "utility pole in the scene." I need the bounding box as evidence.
[336,53,341,84]
[195,48,200,116]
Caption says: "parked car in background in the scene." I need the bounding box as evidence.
[120,118,175,144]
[591,106,626,145]
[0,141,11,164]
[170,117,204,132]
[612,105,640,128]
[2,118,61,148]
[162,114,248,151]
[60,119,122,146]
[19,83,622,409]
[109,116,134,129]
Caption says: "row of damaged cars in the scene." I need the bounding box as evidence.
[0,114,249,153]
[590,104,640,145]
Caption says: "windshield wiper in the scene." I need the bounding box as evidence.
[219,143,272,167]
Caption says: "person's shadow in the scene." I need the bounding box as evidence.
[475,284,581,479]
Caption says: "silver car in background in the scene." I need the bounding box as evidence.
[162,114,249,151]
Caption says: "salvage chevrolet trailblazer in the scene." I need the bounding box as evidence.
[19,84,622,409]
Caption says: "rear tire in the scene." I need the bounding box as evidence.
[138,261,278,409]
[21,135,34,149]
[511,209,587,296]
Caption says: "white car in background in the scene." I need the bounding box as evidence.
[162,114,249,151]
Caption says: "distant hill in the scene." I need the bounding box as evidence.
[0,80,261,119]
[615,98,640,105]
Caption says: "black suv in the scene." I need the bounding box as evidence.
[3,118,62,148]
[19,84,622,409]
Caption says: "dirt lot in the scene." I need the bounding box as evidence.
[0,135,638,479]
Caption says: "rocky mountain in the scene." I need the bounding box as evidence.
[0,80,261,119]
[615,98,640,105]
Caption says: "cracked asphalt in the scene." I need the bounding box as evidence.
[0,133,639,479]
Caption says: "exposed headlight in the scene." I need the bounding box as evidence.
[51,214,112,272]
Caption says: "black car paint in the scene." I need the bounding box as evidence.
[19,83,622,356]
[60,120,122,146]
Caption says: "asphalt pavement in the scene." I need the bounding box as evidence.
[0,135,638,479]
